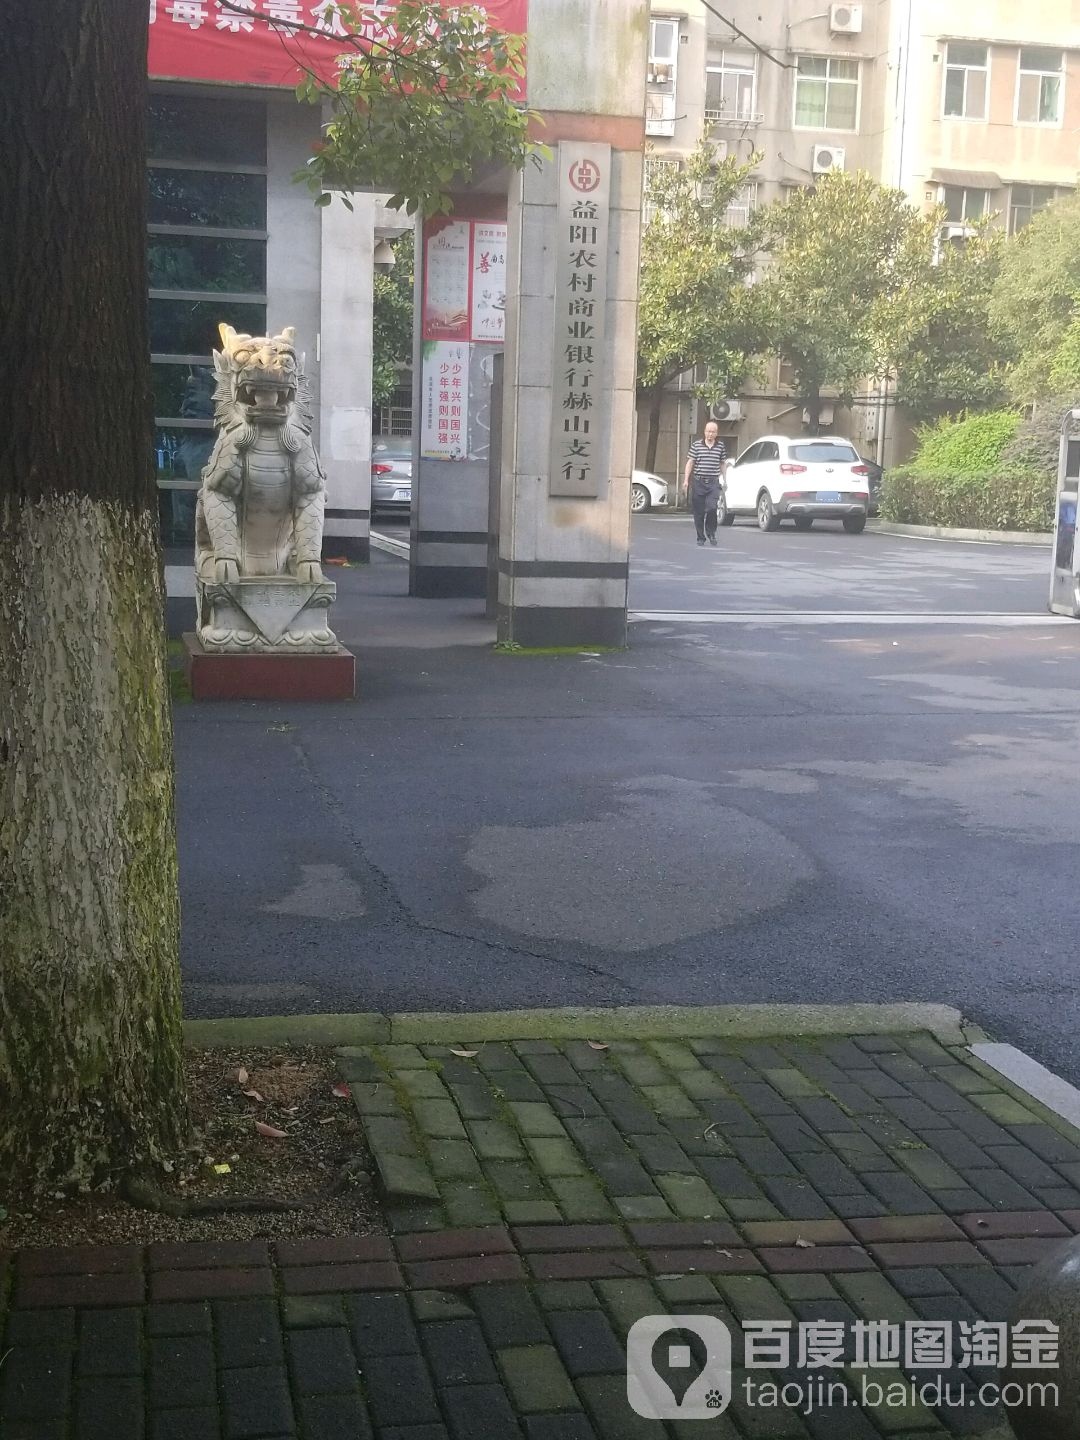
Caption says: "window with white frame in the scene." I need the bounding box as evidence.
[794,56,859,130]
[1009,184,1061,232]
[643,154,681,224]
[1016,47,1063,124]
[646,17,680,135]
[725,182,758,228]
[705,44,757,121]
[943,42,989,119]
[941,185,989,223]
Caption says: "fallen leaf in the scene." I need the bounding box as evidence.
[242,1089,265,1103]
[237,1067,249,1086]
[449,1047,479,1058]
[794,1237,816,1248]
[282,1105,300,1115]
[213,1163,232,1175]
[254,1121,288,1139]
[331,1081,351,1098]
[587,1040,609,1050]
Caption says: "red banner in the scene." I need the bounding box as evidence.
[148,1,528,91]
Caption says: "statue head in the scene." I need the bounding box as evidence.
[214,323,300,428]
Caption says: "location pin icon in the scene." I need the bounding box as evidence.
[650,1326,709,1410]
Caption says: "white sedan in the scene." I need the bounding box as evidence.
[630,469,670,513]
[720,436,871,533]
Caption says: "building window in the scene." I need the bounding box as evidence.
[794,56,859,131]
[725,182,759,228]
[705,45,757,121]
[146,93,268,546]
[643,154,681,224]
[376,386,414,439]
[943,42,989,119]
[1009,184,1061,232]
[646,17,679,136]
[941,186,988,223]
[1017,47,1063,124]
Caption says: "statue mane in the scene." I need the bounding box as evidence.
[212,322,314,434]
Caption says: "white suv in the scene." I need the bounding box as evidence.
[720,435,871,533]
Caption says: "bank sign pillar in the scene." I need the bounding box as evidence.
[497,129,642,649]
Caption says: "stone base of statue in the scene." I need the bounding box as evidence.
[196,575,339,653]
[182,633,356,701]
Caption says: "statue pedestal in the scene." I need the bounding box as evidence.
[182,634,355,701]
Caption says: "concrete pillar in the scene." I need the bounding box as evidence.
[318,194,375,562]
[497,0,647,648]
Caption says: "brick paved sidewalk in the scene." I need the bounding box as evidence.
[3,1029,1074,1438]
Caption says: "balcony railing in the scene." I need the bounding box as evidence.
[704,108,764,127]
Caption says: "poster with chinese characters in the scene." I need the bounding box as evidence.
[422,221,472,342]
[470,222,508,344]
[548,143,611,498]
[420,341,470,461]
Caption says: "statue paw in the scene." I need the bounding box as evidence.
[215,558,240,583]
[295,561,323,583]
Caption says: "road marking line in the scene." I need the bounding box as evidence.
[629,611,1072,627]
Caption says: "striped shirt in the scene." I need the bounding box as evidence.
[686,438,727,491]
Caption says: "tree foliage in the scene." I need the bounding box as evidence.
[372,228,414,408]
[637,141,765,465]
[757,171,942,429]
[989,191,1080,403]
[290,0,538,215]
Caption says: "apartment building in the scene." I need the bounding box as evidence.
[640,0,1080,480]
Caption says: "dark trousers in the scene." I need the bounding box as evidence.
[691,488,719,540]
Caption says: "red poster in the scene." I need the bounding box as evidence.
[148,1,529,92]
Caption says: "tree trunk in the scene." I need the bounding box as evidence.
[804,387,823,435]
[0,0,187,1190]
[643,384,665,474]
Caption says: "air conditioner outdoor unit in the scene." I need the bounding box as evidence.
[812,144,846,174]
[829,3,863,34]
[942,222,976,240]
[802,406,836,426]
[712,399,744,422]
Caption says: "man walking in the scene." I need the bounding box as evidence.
[683,419,727,546]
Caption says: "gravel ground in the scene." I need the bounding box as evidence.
[0,1047,381,1248]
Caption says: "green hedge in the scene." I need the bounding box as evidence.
[881,463,1054,531]
[911,410,1022,474]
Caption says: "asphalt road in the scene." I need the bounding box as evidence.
[174,522,1080,1084]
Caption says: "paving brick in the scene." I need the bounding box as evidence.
[774,1275,838,1302]
[727,1135,800,1177]
[545,1087,605,1119]
[698,1099,765,1134]
[696,1157,772,1201]
[1,1423,68,1440]
[528,1252,644,1281]
[507,1103,568,1139]
[830,1272,917,1323]
[397,1227,513,1262]
[147,1243,268,1272]
[18,1272,146,1308]
[867,1241,988,1268]
[150,1335,217,1409]
[1059,1209,1080,1232]
[425,1139,485,1181]
[740,1220,854,1247]
[759,1116,830,1153]
[576,1373,665,1440]
[4,1309,76,1347]
[499,1345,578,1412]
[860,1172,942,1216]
[362,1353,441,1428]
[440,1382,523,1440]
[78,1307,143,1376]
[397,1070,450,1100]
[498,1074,547,1104]
[275,1236,393,1266]
[505,1202,563,1226]
[445,1084,500,1121]
[441,1183,502,1228]
[941,1265,1021,1319]
[978,1236,1071,1265]
[220,1365,296,1439]
[376,1154,442,1201]
[282,1296,346,1329]
[985,1144,1063,1190]
[0,1346,72,1421]
[523,1415,597,1440]
[821,1084,884,1117]
[421,1317,498,1385]
[297,1392,373,1440]
[654,1274,721,1304]
[150,1407,222,1440]
[715,1275,796,1322]
[546,1178,616,1222]
[546,1309,625,1377]
[793,1154,868,1195]
[525,1137,588,1177]
[654,1174,723,1218]
[957,1210,1069,1240]
[645,1247,763,1274]
[847,1215,961,1244]
[522,1054,582,1087]
[406,1253,526,1289]
[592,1279,662,1332]
[146,1303,211,1337]
[960,1167,1042,1211]
[889,1268,957,1299]
[18,1246,143,1276]
[759,1177,835,1221]
[282,1262,404,1294]
[471,1283,548,1346]
[611,1196,674,1222]
[484,1161,553,1203]
[346,1293,419,1356]
[761,1245,874,1274]
[150,1269,273,1303]
[286,1327,361,1395]
[75,1375,144,1440]
[410,1290,474,1323]
[792,1098,859,1132]
[534,1282,598,1311]
[628,1221,741,1248]
[625,1133,697,1175]
[638,1085,699,1119]
[214,1298,285,1370]
[475,1043,527,1073]
[1007,1123,1080,1164]
[971,1093,1039,1126]
[365,1117,421,1154]
[349,1082,402,1117]
[761,1067,823,1098]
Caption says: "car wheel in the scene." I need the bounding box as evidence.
[793,517,813,531]
[630,483,651,514]
[757,492,780,532]
[716,494,735,527]
[843,514,867,534]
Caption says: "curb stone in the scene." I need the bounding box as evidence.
[871,520,1052,546]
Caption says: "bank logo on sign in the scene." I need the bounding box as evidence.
[568,158,601,192]
[626,1315,733,1420]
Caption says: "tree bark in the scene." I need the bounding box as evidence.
[804,386,823,435]
[642,384,665,474]
[0,0,187,1190]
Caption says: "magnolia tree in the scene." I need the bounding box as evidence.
[637,142,766,470]
[0,0,532,1194]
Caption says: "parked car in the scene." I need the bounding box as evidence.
[631,469,670,513]
[860,456,883,516]
[371,441,412,517]
[719,436,870,533]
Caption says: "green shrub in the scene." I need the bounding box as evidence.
[910,409,1021,475]
[881,463,1054,531]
